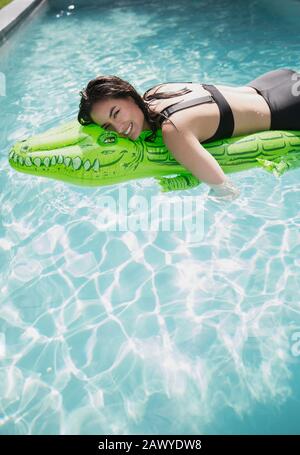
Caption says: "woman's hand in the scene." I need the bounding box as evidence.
[207,176,241,201]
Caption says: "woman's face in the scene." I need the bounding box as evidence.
[90,96,150,140]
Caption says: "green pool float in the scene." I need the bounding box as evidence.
[8,120,300,192]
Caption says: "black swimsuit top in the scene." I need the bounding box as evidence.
[143,82,235,143]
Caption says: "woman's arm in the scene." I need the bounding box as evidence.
[162,125,226,185]
[162,125,240,199]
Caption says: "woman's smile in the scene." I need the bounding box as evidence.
[123,122,133,136]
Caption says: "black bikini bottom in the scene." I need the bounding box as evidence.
[247,68,300,130]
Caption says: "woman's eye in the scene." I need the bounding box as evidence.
[103,110,119,130]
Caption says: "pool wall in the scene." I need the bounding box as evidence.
[0,0,46,43]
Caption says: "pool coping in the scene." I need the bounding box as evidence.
[0,0,46,43]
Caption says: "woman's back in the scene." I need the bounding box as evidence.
[143,82,271,141]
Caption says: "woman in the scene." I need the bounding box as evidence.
[77,68,300,200]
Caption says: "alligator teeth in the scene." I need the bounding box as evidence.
[84,160,91,171]
[93,159,100,172]
[72,157,82,170]
[33,157,41,167]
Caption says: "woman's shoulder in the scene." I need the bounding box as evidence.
[142,82,195,99]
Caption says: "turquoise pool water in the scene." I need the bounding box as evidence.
[0,0,300,435]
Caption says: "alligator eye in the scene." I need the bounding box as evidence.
[97,132,118,145]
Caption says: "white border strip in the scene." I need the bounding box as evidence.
[0,0,45,42]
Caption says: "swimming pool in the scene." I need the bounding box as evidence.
[0,0,300,435]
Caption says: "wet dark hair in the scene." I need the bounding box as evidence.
[78,75,192,142]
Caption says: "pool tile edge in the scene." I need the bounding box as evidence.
[0,0,46,43]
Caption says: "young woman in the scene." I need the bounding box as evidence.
[77,68,300,200]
